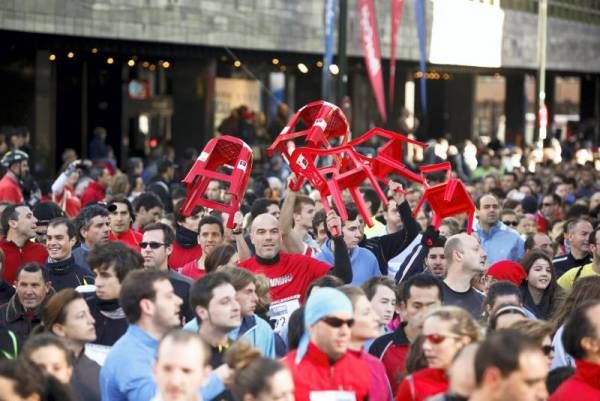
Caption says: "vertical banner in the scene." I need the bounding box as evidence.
[415,0,427,114]
[322,0,338,101]
[358,0,387,123]
[389,0,404,108]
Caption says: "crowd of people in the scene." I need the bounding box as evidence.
[0,109,599,401]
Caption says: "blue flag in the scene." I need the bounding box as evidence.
[415,0,427,114]
[323,0,338,100]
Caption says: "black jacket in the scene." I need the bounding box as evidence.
[86,296,128,346]
[45,256,95,292]
[0,281,15,306]
[0,294,47,348]
[167,270,194,322]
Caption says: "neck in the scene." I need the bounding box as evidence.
[158,262,169,272]
[528,283,544,304]
[52,254,72,263]
[571,248,587,260]
[84,240,96,250]
[404,324,419,343]
[480,220,493,232]
[198,322,229,347]
[386,222,399,234]
[585,354,600,365]
[6,232,27,247]
[444,266,473,292]
[468,389,496,401]
[349,339,364,351]
[136,318,167,341]
[65,339,85,357]
[593,258,600,274]
[292,225,308,237]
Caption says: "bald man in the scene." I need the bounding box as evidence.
[239,213,343,333]
[442,233,488,318]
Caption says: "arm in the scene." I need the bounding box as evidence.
[232,211,252,262]
[279,177,305,255]
[375,199,421,263]
[51,170,70,196]
[327,210,353,283]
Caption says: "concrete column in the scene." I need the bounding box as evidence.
[444,73,475,143]
[34,50,56,177]
[505,74,526,145]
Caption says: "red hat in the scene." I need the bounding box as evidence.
[487,261,527,286]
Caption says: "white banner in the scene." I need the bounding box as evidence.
[430,0,504,68]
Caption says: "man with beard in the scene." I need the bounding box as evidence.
[0,204,48,284]
[0,150,29,204]
[473,194,524,264]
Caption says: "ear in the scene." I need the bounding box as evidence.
[51,323,66,338]
[398,302,408,321]
[581,337,600,354]
[195,305,209,322]
[165,244,173,257]
[243,394,256,401]
[482,366,502,389]
[140,298,155,317]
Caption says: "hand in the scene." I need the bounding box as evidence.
[388,181,406,204]
[287,173,299,192]
[232,211,244,235]
[326,210,342,237]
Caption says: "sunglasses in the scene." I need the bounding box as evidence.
[139,241,165,249]
[321,316,355,328]
[502,221,518,227]
[542,345,555,356]
[424,333,461,344]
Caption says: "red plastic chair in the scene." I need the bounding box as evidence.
[412,162,475,234]
[179,135,253,228]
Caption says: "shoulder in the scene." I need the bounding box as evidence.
[553,255,569,264]
[369,332,395,356]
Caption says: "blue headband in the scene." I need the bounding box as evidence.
[295,287,353,364]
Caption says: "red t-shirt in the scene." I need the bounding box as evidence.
[0,174,23,204]
[168,242,203,270]
[178,259,206,281]
[109,229,142,252]
[239,252,331,303]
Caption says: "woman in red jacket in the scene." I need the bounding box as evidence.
[396,306,481,401]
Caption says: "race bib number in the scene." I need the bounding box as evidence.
[310,391,356,401]
[267,295,301,334]
[85,343,112,366]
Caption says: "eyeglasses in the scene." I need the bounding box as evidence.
[542,345,555,356]
[139,241,165,249]
[424,333,461,344]
[320,316,355,328]
[502,221,518,227]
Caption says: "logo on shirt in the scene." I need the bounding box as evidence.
[270,274,293,287]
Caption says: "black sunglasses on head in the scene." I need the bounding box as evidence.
[502,220,518,226]
[321,316,355,328]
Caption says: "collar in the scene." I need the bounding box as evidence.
[5,295,43,323]
[304,341,348,366]
[393,322,411,345]
[128,324,159,349]
[46,256,75,274]
[175,225,199,248]
[568,252,592,264]
[255,252,281,265]
[575,359,600,389]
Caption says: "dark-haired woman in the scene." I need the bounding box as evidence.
[519,250,565,319]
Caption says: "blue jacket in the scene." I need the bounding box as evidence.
[315,240,380,285]
[184,314,276,358]
[473,221,525,264]
[100,324,224,401]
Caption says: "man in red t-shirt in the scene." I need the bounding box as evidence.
[239,213,332,332]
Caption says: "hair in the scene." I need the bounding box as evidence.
[0,357,75,401]
[361,188,381,216]
[21,333,72,368]
[565,217,589,234]
[74,204,109,240]
[175,201,204,223]
[311,209,327,236]
[225,341,287,401]
[475,329,540,386]
[305,274,344,299]
[293,195,315,215]
[198,215,224,236]
[510,319,554,345]
[551,276,600,328]
[405,334,428,373]
[444,234,466,261]
[400,273,444,304]
[488,305,528,330]
[250,198,279,220]
[562,300,600,359]
[287,307,304,350]
[16,262,47,283]
[143,222,175,247]
[499,209,517,220]
[47,217,77,239]
[424,306,482,342]
[475,193,499,209]
[120,270,170,323]
[189,272,233,311]
[133,192,164,213]
[588,225,600,245]
[341,202,360,223]
[107,194,135,219]
[109,174,130,198]
[88,241,144,282]
[205,244,238,273]
[253,273,272,315]
[439,217,461,237]
[484,281,522,312]
[338,285,366,306]
[0,203,21,234]
[38,289,83,335]
[218,267,256,291]
[158,329,210,365]
[362,276,397,302]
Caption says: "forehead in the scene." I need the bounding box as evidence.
[373,284,395,297]
[143,229,165,241]
[154,278,174,293]
[157,340,205,367]
[423,315,452,332]
[428,247,445,255]
[200,223,221,233]
[252,215,279,231]
[533,233,551,243]
[480,195,498,206]
[47,224,68,235]
[408,285,440,300]
[210,283,236,300]
[15,206,31,217]
[18,270,44,283]
[574,221,593,232]
[112,202,129,212]
[89,215,108,225]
